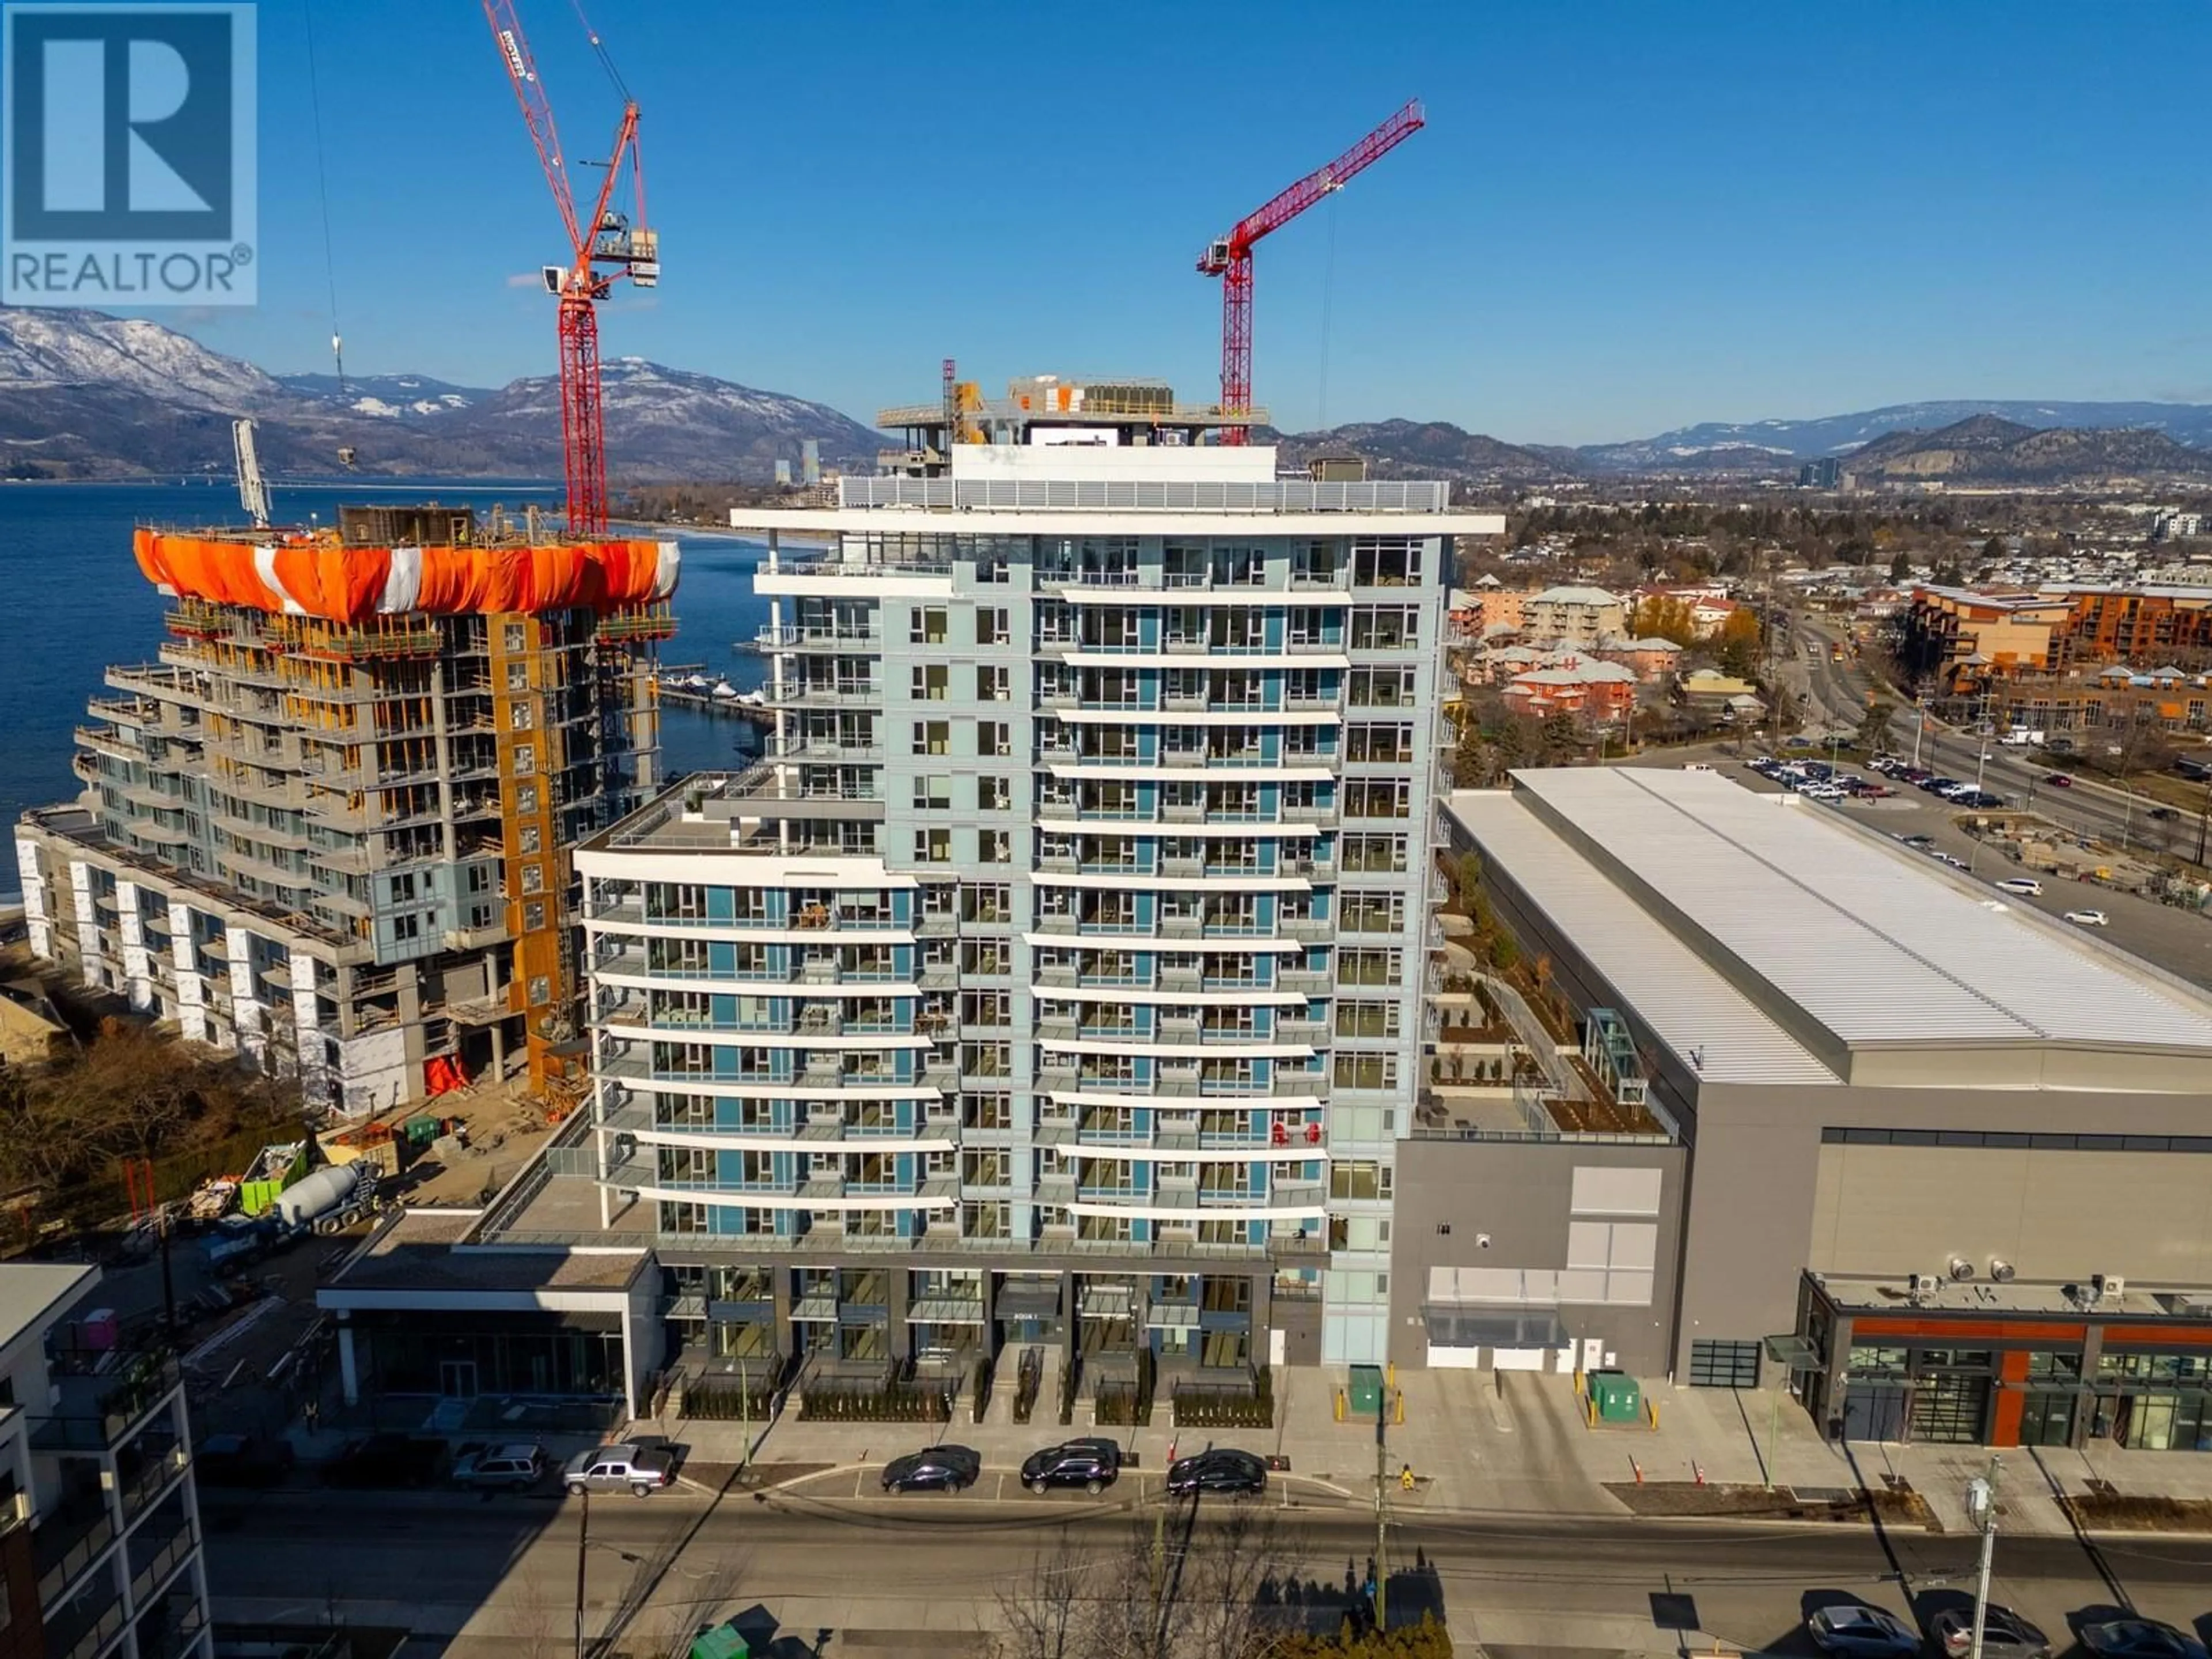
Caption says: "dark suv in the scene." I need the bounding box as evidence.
[1020,1438,1121,1495]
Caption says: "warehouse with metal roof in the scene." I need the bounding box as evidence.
[1418,768,2212,1453]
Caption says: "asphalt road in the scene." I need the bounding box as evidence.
[203,1486,2212,1656]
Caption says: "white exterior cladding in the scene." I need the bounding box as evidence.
[588,448,1482,1368]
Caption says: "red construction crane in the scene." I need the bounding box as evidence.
[480,1,659,533]
[1196,100,1424,445]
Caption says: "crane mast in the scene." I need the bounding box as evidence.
[1196,100,1424,444]
[480,0,658,533]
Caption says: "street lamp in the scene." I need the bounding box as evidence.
[1965,1460,2000,1659]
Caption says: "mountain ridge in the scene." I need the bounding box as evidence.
[0,308,885,482]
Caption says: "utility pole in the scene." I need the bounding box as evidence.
[1967,1458,2000,1659]
[1373,1388,1392,1635]
[574,1487,590,1659]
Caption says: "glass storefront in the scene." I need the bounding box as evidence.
[359,1315,624,1399]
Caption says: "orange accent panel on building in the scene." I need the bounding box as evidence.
[1990,1349,2031,1447]
[134,529,677,622]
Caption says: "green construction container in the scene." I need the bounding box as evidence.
[1348,1364,1384,1418]
[402,1114,441,1149]
[236,1141,308,1218]
[1588,1369,1642,1423]
[688,1626,750,1659]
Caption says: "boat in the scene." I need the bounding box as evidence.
[710,679,739,699]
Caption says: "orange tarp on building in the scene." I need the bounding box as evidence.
[134,529,680,622]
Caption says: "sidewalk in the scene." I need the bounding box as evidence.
[620,1366,2212,1535]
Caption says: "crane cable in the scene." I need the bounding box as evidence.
[301,0,345,392]
[1317,191,1340,431]
[569,0,630,100]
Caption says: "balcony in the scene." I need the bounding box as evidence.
[32,1352,180,1454]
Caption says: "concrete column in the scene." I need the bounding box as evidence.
[116,881,153,1012]
[68,859,99,987]
[772,1269,796,1363]
[2073,1323,2105,1450]
[887,1266,911,1363]
[228,926,267,1062]
[168,901,206,1041]
[338,1324,361,1406]
[15,838,52,959]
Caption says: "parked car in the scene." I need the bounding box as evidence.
[1165,1447,1268,1498]
[195,1432,297,1490]
[2149,806,2179,821]
[1930,1605,2050,1659]
[1806,1605,1922,1659]
[2079,1620,2210,1659]
[1995,878,2043,897]
[880,1444,982,1494]
[453,1442,548,1491]
[1020,1438,1121,1495]
[2047,773,2074,788]
[321,1433,450,1490]
[1893,833,1936,849]
[561,1442,675,1497]
[2065,909,2111,927]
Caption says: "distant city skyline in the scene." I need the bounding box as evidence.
[101,1,2212,446]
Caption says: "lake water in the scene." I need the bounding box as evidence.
[0,479,770,893]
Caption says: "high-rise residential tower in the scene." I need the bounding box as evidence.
[16,503,677,1112]
[575,377,1499,1375]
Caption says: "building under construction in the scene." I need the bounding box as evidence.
[13,503,678,1114]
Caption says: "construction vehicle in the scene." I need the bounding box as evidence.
[201,1164,378,1274]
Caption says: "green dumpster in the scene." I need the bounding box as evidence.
[1588,1369,1642,1423]
[402,1114,441,1149]
[688,1625,750,1659]
[1348,1364,1384,1418]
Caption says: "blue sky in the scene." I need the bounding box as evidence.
[155,1,2212,445]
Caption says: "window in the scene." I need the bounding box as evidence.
[978,664,1010,701]
[1328,1160,1392,1201]
[1341,891,1405,933]
[915,828,950,863]
[1343,779,1409,819]
[1334,999,1400,1038]
[911,607,947,645]
[1687,1339,1762,1389]
[467,864,494,893]
[979,719,1010,757]
[391,873,418,902]
[961,882,1011,923]
[519,823,541,854]
[978,775,1010,811]
[528,974,551,1006]
[1346,723,1414,764]
[978,607,1009,645]
[524,900,547,931]
[517,784,539,815]
[913,775,951,811]
[503,622,527,653]
[1349,666,1416,707]
[979,829,1011,863]
[912,664,948,701]
[1333,1051,1397,1090]
[520,862,544,895]
[512,743,536,776]
[1349,606,1419,650]
[1338,947,1402,986]
[961,938,1009,975]
[963,1091,1012,1129]
[392,912,420,942]
[509,699,536,730]
[912,721,950,756]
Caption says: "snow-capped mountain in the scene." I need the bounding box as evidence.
[0,307,885,481]
[1578,400,2212,470]
[278,372,491,420]
[0,306,287,408]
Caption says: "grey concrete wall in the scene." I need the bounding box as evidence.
[1388,1137,1687,1377]
[1676,1080,2212,1377]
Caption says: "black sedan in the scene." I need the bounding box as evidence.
[880,1444,982,1494]
[1930,1606,2051,1659]
[1020,1438,1121,1495]
[1164,1447,1267,1498]
[2081,1622,2210,1659]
